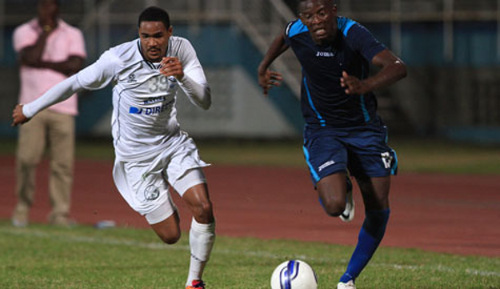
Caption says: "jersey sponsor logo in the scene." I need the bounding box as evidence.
[129,99,174,115]
[128,73,137,83]
[144,185,160,201]
[381,152,393,169]
[316,51,335,57]
[143,96,166,105]
[318,160,335,172]
[129,107,143,114]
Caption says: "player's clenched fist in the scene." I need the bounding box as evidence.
[340,71,370,95]
[11,104,29,126]
[159,57,184,80]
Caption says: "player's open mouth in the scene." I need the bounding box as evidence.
[313,28,327,37]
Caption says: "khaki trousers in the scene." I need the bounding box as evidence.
[13,110,75,224]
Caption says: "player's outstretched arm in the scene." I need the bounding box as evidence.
[341,49,407,95]
[14,74,84,123]
[258,31,288,95]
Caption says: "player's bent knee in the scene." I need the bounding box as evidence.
[150,214,182,244]
[324,207,344,218]
[321,199,345,217]
[161,233,181,245]
[192,201,214,220]
[157,230,181,244]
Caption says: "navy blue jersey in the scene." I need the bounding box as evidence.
[285,17,386,128]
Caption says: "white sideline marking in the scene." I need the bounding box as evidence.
[1,227,499,278]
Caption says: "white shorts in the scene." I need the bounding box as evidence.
[112,134,209,224]
[143,169,206,224]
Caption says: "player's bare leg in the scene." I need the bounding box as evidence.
[150,210,181,244]
[183,183,215,223]
[316,172,349,217]
[357,175,390,211]
[182,183,216,288]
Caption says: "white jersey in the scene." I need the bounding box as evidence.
[75,36,209,161]
[21,35,211,219]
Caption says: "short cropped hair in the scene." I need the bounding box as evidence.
[138,6,170,29]
[297,0,335,10]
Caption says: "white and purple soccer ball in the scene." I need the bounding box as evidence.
[270,260,318,289]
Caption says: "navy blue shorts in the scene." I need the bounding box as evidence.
[302,123,398,185]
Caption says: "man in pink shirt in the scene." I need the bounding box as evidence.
[12,0,86,227]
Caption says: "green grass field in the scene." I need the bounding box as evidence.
[1,221,498,289]
[1,137,499,288]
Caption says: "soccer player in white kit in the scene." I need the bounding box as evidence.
[12,6,215,289]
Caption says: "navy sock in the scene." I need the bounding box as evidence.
[339,209,390,283]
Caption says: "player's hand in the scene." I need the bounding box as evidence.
[159,57,184,80]
[258,69,282,96]
[340,71,369,95]
[11,104,30,126]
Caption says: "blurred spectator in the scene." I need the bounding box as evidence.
[11,0,86,227]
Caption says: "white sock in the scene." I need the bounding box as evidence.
[186,218,215,286]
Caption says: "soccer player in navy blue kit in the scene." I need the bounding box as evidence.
[258,0,407,288]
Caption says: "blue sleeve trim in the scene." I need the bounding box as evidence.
[287,19,309,38]
[339,17,386,61]
[337,16,357,37]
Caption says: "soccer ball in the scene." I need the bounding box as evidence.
[270,260,318,289]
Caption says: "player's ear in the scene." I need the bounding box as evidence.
[167,25,173,36]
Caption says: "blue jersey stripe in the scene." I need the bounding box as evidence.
[303,146,320,183]
[303,77,326,126]
[391,149,399,175]
[384,126,398,175]
[360,95,370,122]
[288,20,308,38]
[338,17,357,37]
